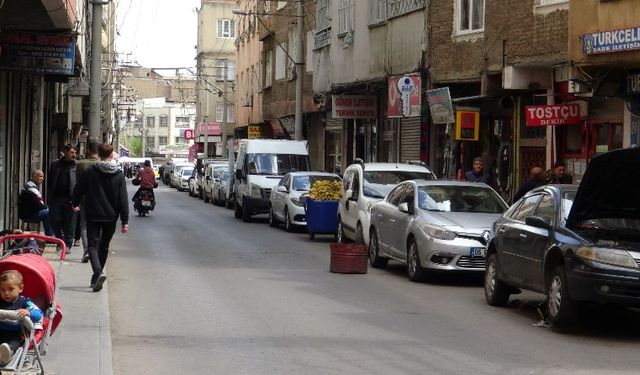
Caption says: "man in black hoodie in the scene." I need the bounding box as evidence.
[72,143,129,292]
[48,144,77,252]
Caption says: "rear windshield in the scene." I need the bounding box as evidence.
[292,175,341,191]
[247,154,310,175]
[417,185,507,213]
[363,170,434,198]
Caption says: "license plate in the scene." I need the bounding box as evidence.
[142,201,151,207]
[470,247,486,257]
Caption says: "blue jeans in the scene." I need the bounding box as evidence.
[37,208,54,236]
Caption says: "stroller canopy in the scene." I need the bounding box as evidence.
[0,253,55,309]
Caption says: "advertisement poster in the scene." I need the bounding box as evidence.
[0,32,75,75]
[388,74,421,118]
[426,87,455,124]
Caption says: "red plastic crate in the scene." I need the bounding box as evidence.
[330,243,368,274]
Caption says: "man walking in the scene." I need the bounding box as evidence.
[76,142,100,263]
[48,144,78,252]
[72,144,129,292]
[18,170,54,236]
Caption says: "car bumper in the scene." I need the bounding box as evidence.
[415,235,486,272]
[244,196,270,214]
[180,180,189,189]
[289,204,307,226]
[567,260,640,305]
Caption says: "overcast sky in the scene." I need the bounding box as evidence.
[115,0,200,69]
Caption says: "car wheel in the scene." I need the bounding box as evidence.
[484,253,510,306]
[407,238,426,282]
[242,198,251,222]
[284,208,293,232]
[354,224,364,244]
[546,265,576,327]
[369,230,388,268]
[269,206,278,227]
[234,199,242,219]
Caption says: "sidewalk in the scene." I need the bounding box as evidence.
[42,246,113,375]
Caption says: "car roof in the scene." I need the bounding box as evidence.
[286,171,340,177]
[346,163,434,173]
[410,179,493,188]
[525,184,578,197]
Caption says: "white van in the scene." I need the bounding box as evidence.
[233,139,310,222]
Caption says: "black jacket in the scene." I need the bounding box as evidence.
[72,162,129,225]
[18,181,47,219]
[48,158,77,202]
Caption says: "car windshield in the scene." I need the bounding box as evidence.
[221,170,230,182]
[417,185,507,213]
[174,165,191,174]
[213,167,227,178]
[292,175,341,191]
[363,170,434,198]
[247,153,310,175]
[181,168,194,177]
[561,191,576,226]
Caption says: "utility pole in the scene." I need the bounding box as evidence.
[89,0,104,141]
[294,0,304,141]
[222,64,228,158]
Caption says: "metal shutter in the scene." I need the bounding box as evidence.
[400,117,420,162]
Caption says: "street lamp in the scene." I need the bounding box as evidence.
[233,2,305,141]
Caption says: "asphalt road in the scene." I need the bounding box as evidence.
[108,183,640,375]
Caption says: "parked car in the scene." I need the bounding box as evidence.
[170,162,193,188]
[369,180,507,281]
[188,171,199,197]
[198,159,227,200]
[484,148,640,327]
[204,163,229,203]
[269,171,341,232]
[177,167,194,192]
[338,161,436,245]
[212,167,230,206]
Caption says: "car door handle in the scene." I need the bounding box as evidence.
[390,219,396,224]
[519,234,527,240]
[498,228,505,233]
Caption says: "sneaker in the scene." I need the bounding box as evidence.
[90,274,98,288]
[74,239,80,247]
[81,252,89,263]
[65,247,71,255]
[0,343,12,365]
[93,274,107,292]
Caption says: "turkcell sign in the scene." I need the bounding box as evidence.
[583,27,640,55]
[525,104,581,127]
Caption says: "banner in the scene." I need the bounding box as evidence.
[0,32,75,75]
[426,87,455,124]
[388,74,421,118]
[525,104,581,127]
[196,122,222,136]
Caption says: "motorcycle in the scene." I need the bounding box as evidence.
[134,189,155,216]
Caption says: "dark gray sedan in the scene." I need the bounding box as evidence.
[369,180,508,281]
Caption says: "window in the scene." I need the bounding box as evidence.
[159,115,168,127]
[263,49,273,87]
[159,136,168,146]
[215,102,224,122]
[533,194,555,222]
[369,0,387,25]
[536,0,568,5]
[338,0,354,35]
[276,1,287,10]
[175,116,189,124]
[275,43,287,80]
[264,1,271,13]
[215,102,236,122]
[316,0,330,31]
[134,115,142,128]
[217,19,236,38]
[513,195,541,222]
[457,0,484,34]
[214,60,236,81]
[146,116,155,127]
[175,137,184,143]
[386,185,407,207]
[146,136,155,149]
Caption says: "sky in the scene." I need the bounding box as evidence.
[115,0,200,69]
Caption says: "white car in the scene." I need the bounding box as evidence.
[338,161,436,245]
[204,164,229,203]
[170,162,193,188]
[269,171,341,231]
[177,167,194,191]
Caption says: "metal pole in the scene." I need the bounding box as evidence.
[204,77,209,158]
[294,0,304,141]
[89,0,103,141]
[222,65,228,158]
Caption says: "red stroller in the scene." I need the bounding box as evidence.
[0,233,65,375]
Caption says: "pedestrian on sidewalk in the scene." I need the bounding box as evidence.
[512,166,545,203]
[48,144,78,252]
[72,143,129,292]
[18,170,54,236]
[75,142,100,263]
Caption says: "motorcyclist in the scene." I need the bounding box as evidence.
[132,160,157,205]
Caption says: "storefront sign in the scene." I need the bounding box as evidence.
[388,74,421,118]
[331,95,377,119]
[582,27,640,55]
[184,129,195,140]
[625,71,640,95]
[158,144,190,155]
[0,32,76,75]
[248,125,261,139]
[525,104,581,126]
[195,122,221,136]
[455,109,480,141]
[426,87,455,124]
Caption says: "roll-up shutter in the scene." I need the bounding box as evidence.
[400,117,420,162]
[326,116,343,130]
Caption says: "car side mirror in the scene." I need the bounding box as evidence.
[276,185,288,193]
[525,216,551,230]
[398,202,412,214]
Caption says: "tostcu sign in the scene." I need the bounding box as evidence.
[525,104,582,127]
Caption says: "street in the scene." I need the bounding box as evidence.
[107,184,640,375]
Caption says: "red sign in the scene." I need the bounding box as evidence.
[195,122,222,136]
[184,129,194,140]
[388,74,421,118]
[525,104,581,127]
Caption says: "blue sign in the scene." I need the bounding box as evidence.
[583,27,640,55]
[0,32,76,75]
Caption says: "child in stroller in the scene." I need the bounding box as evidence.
[0,270,43,365]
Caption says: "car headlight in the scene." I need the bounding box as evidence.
[576,247,639,268]
[366,201,376,213]
[250,183,262,198]
[419,223,457,241]
[290,197,305,207]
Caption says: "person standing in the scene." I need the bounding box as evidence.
[465,157,490,184]
[545,161,573,184]
[512,167,545,203]
[18,170,54,236]
[48,144,78,252]
[76,142,100,263]
[72,143,129,292]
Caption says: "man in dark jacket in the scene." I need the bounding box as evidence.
[512,167,545,203]
[72,143,129,292]
[48,144,78,251]
[18,170,54,236]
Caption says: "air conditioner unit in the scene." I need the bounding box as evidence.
[242,95,253,107]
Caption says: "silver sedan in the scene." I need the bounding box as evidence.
[369,180,508,281]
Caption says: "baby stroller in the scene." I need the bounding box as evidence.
[0,233,65,375]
